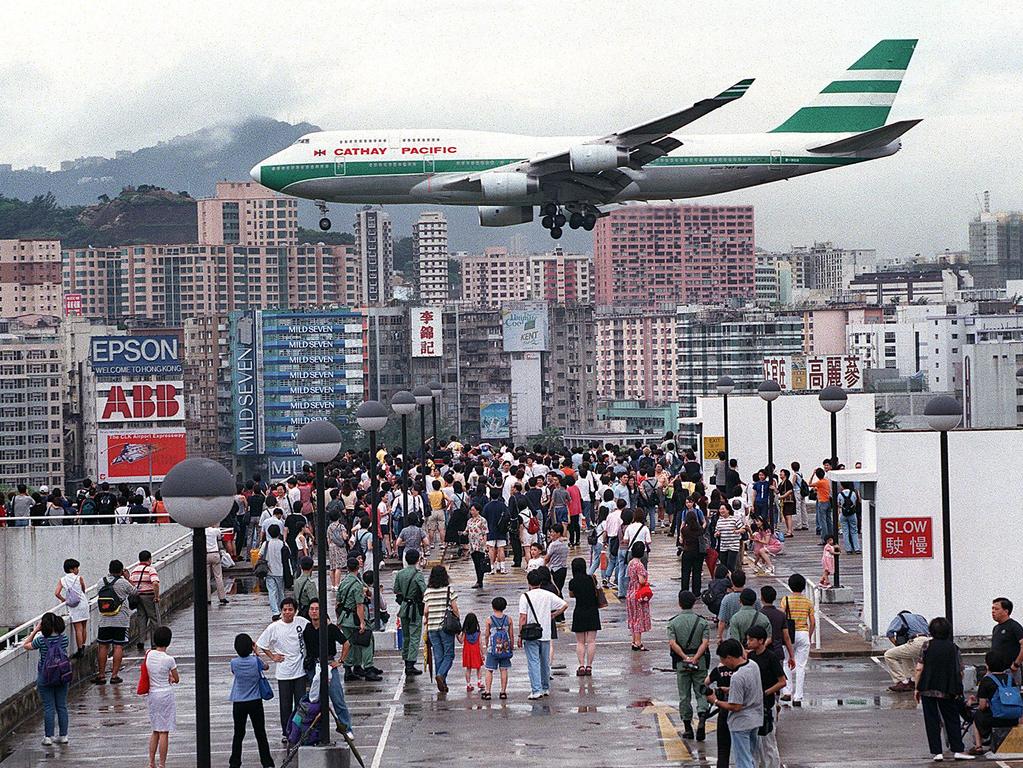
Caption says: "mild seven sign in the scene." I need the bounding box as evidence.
[91,335,182,376]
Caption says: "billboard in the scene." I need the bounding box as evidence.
[63,293,83,316]
[232,313,261,456]
[762,355,865,392]
[480,395,510,440]
[410,307,443,357]
[91,335,182,376]
[502,306,549,353]
[96,381,184,423]
[97,428,187,483]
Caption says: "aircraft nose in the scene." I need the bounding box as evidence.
[250,162,262,184]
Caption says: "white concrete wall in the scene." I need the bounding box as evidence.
[861,428,1023,638]
[696,392,876,477]
[510,354,543,439]
[0,525,187,627]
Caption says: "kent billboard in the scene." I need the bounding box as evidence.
[502,306,550,353]
[90,335,182,376]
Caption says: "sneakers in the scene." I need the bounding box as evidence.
[41,737,53,746]
[57,736,69,744]
[932,755,943,762]
[528,692,543,700]
[888,681,915,692]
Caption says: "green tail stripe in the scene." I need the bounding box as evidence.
[820,79,902,94]
[770,105,891,133]
[848,39,917,70]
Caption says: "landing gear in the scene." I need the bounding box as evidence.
[582,213,596,231]
[315,200,331,231]
[569,212,584,229]
[541,203,558,217]
[540,203,599,237]
[550,226,563,239]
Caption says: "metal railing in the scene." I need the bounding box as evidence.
[0,512,174,526]
[0,530,192,655]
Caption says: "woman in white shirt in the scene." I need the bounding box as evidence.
[144,626,180,768]
[622,517,652,567]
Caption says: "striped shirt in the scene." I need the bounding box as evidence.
[780,594,815,632]
[716,516,743,552]
[422,586,458,632]
[127,564,160,594]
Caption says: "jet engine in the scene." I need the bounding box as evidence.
[569,144,629,173]
[479,172,539,201]
[478,205,534,227]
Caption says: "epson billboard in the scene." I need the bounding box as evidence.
[90,335,182,376]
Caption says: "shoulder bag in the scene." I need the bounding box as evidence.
[593,575,608,609]
[257,660,275,700]
[521,592,544,641]
[441,586,461,635]
[671,617,703,671]
[137,651,150,695]
[783,597,797,638]
[253,544,270,578]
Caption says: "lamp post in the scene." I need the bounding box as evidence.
[428,380,443,454]
[161,458,236,768]
[924,395,962,628]
[757,380,781,468]
[391,391,417,528]
[818,386,848,588]
[716,376,735,462]
[356,400,389,630]
[412,385,432,478]
[296,420,342,746]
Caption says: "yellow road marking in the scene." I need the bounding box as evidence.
[997,725,1023,754]
[643,702,691,761]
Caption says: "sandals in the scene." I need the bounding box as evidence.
[576,666,586,676]
[499,692,507,699]
[481,691,492,700]
[631,645,648,652]
[585,666,592,676]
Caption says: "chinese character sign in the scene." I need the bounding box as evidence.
[880,517,933,559]
[762,356,793,390]
[411,307,443,358]
[805,356,865,391]
[64,293,83,316]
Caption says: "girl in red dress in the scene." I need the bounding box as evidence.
[459,613,484,692]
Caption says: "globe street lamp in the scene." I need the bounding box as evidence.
[716,375,735,462]
[162,458,236,768]
[412,385,433,478]
[390,391,417,529]
[758,380,781,469]
[356,400,389,630]
[428,380,443,456]
[924,395,962,628]
[296,420,342,746]
[818,386,848,588]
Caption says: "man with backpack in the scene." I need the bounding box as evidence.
[94,559,138,685]
[973,650,1023,756]
[667,590,711,741]
[836,483,861,554]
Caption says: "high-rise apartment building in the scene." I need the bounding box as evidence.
[197,181,298,247]
[595,307,678,405]
[529,247,592,304]
[460,248,531,306]
[969,206,1023,288]
[0,239,62,317]
[800,241,877,297]
[593,204,755,307]
[0,318,63,489]
[413,212,449,305]
[545,304,597,434]
[183,313,232,467]
[355,207,393,306]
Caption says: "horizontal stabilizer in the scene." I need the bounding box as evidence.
[807,118,922,153]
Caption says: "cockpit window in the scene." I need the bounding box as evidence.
[294,138,310,144]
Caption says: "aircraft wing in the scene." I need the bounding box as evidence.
[440,78,754,200]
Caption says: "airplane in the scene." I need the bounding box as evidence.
[251,39,919,239]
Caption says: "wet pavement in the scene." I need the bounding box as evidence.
[1,527,1016,767]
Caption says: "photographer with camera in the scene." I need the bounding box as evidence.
[706,639,763,768]
[746,625,787,768]
[667,590,711,741]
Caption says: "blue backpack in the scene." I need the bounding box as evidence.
[986,673,1023,721]
[490,615,513,660]
[41,637,73,687]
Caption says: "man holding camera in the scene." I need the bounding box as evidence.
[747,625,787,768]
[707,639,763,768]
[667,590,711,741]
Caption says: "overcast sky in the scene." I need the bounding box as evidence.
[2,1,1021,256]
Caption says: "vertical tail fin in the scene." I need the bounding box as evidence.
[771,39,918,133]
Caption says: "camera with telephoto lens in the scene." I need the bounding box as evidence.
[697,683,712,698]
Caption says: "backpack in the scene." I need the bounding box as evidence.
[986,673,1023,721]
[349,530,370,559]
[840,490,858,517]
[490,614,513,660]
[328,523,347,549]
[798,475,809,498]
[97,576,123,616]
[40,637,73,687]
[701,578,729,615]
[587,525,599,546]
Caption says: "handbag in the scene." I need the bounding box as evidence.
[137,651,150,695]
[220,550,234,570]
[441,587,461,635]
[521,592,543,641]
[351,627,373,647]
[783,597,797,639]
[593,575,608,609]
[635,582,654,602]
[257,661,275,700]
[253,544,270,578]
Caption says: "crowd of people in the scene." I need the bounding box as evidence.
[17,433,1023,767]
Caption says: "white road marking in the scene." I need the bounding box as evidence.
[772,577,849,634]
[370,670,405,768]
[869,655,884,666]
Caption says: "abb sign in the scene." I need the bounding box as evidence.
[97,381,184,423]
[880,517,933,559]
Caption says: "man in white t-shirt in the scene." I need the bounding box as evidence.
[518,569,568,699]
[255,597,310,743]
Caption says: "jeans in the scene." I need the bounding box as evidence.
[266,575,284,617]
[307,666,352,730]
[428,630,455,680]
[615,550,629,597]
[816,501,833,542]
[38,682,68,737]
[554,505,568,525]
[681,551,704,595]
[730,727,758,768]
[230,698,274,768]
[840,514,860,552]
[603,541,618,580]
[719,548,739,574]
[13,518,28,527]
[588,541,604,576]
[277,675,307,737]
[523,639,551,694]
[645,505,658,531]
[922,695,966,754]
[581,500,593,526]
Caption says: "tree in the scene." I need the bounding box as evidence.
[392,236,414,275]
[875,405,900,430]
[528,426,565,452]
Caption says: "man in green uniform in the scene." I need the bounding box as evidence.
[667,590,711,741]
[728,588,771,645]
[336,556,382,682]
[393,549,426,676]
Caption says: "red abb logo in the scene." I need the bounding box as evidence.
[101,384,182,420]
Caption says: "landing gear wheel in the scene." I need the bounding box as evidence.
[582,213,596,231]
[541,215,554,229]
[319,217,332,231]
[554,213,567,228]
[569,212,583,229]
[550,226,563,239]
[541,203,558,217]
